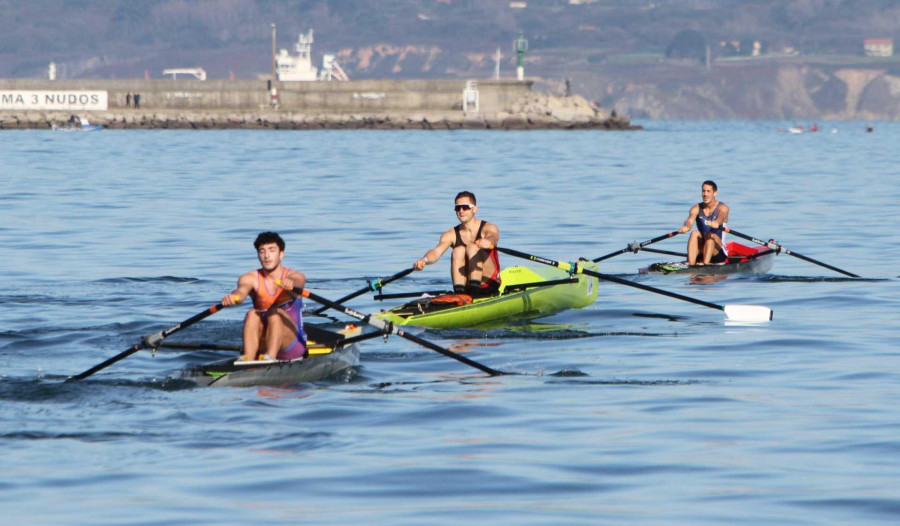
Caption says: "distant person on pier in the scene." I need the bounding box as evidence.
[221,232,308,362]
[126,92,132,108]
[678,180,730,265]
[413,191,501,297]
[133,93,141,109]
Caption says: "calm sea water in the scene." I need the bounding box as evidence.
[2,121,899,525]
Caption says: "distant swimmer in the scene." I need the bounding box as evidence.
[866,124,874,133]
[678,180,729,265]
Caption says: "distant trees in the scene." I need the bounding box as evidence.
[666,30,706,63]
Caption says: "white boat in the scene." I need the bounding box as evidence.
[53,117,102,131]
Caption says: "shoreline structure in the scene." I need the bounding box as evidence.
[0,78,638,130]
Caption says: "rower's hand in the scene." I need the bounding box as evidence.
[475,238,493,250]
[414,259,427,271]
[275,278,296,291]
[679,225,690,234]
[222,294,243,306]
[707,220,719,229]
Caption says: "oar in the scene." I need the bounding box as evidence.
[290,285,506,376]
[66,302,227,382]
[311,267,415,315]
[593,231,682,263]
[495,246,773,322]
[723,228,859,278]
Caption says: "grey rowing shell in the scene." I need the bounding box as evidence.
[179,342,360,387]
[643,250,776,275]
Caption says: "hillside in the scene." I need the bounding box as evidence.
[3,0,900,119]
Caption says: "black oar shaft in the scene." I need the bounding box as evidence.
[300,289,504,376]
[67,303,226,382]
[497,246,726,313]
[593,231,681,263]
[311,267,415,315]
[725,228,859,278]
[583,268,725,312]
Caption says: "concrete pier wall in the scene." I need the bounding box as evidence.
[0,78,639,130]
[0,79,530,112]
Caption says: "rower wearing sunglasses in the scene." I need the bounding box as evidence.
[413,191,501,297]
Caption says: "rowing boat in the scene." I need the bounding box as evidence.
[642,242,776,275]
[375,262,599,328]
[179,325,361,387]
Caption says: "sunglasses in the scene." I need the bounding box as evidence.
[454,204,474,212]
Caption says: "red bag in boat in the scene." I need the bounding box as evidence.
[429,294,473,306]
[726,241,763,258]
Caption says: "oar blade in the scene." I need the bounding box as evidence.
[723,305,773,322]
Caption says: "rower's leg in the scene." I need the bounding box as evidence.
[451,245,468,292]
[687,231,702,265]
[264,308,298,359]
[242,310,264,361]
[464,243,489,285]
[701,233,721,264]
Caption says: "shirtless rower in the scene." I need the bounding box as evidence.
[679,180,730,265]
[413,191,501,296]
[222,232,308,362]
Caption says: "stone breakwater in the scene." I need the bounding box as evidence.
[0,110,636,130]
[0,94,638,130]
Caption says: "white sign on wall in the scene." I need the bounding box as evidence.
[0,90,108,110]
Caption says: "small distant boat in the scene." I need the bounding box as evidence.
[642,242,776,275]
[179,325,361,387]
[776,124,818,134]
[52,117,102,132]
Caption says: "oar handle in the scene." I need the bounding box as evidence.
[723,228,859,278]
[593,231,682,263]
[297,288,506,376]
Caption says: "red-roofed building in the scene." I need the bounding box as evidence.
[864,38,893,57]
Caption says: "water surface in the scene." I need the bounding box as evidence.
[2,121,898,524]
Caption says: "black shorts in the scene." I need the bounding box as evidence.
[468,279,500,297]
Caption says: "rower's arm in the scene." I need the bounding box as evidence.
[680,204,700,233]
[281,269,307,293]
[223,271,255,306]
[709,203,729,229]
[415,230,454,270]
[476,222,499,249]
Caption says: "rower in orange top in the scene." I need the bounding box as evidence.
[222,232,308,362]
[678,180,730,265]
[413,191,501,297]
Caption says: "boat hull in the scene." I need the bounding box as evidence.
[179,326,360,387]
[643,249,776,275]
[375,263,599,328]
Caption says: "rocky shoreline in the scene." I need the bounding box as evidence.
[0,109,638,130]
